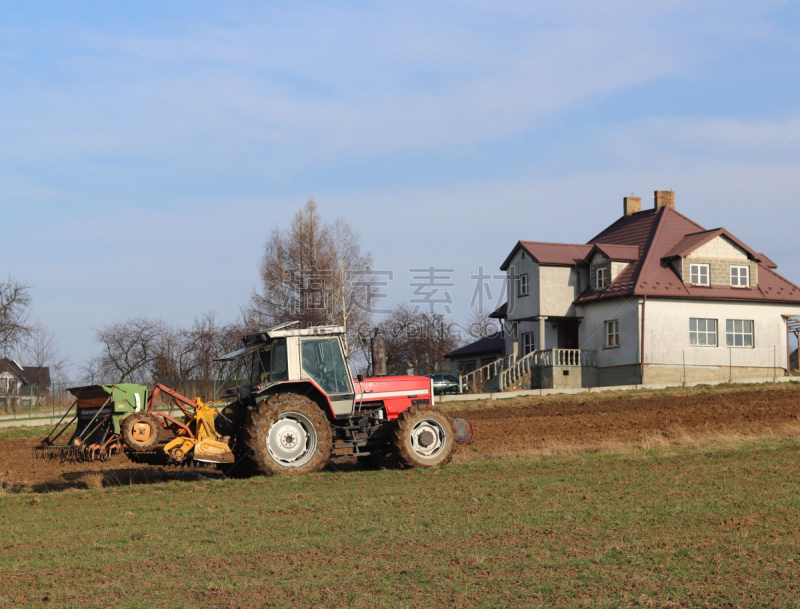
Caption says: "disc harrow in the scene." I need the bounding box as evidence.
[34,436,121,463]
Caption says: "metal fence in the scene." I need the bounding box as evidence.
[642,346,788,386]
[0,377,247,421]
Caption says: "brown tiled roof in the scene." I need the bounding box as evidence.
[585,243,640,262]
[572,206,800,304]
[757,252,778,269]
[662,228,762,261]
[500,241,592,270]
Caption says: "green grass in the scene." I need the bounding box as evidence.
[0,424,70,440]
[2,440,800,608]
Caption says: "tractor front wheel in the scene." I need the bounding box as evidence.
[120,412,161,452]
[392,406,457,468]
[243,393,332,476]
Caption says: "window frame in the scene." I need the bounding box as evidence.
[725,319,754,348]
[689,318,718,347]
[730,265,749,288]
[521,332,535,355]
[604,320,620,348]
[596,267,608,290]
[518,273,529,297]
[689,263,710,286]
[300,337,353,396]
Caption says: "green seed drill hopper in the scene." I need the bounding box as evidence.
[35,383,150,461]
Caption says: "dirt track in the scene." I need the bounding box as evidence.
[2,385,799,492]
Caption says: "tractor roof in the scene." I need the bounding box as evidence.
[215,322,346,362]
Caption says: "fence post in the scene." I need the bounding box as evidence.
[636,347,641,386]
[30,385,33,416]
[729,347,732,383]
[683,350,686,386]
[774,346,777,382]
[52,382,55,418]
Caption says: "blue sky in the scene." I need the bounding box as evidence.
[2,0,800,369]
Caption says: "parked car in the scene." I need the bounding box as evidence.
[425,373,462,395]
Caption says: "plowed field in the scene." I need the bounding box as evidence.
[2,383,799,492]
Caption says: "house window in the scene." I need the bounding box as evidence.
[605,320,619,348]
[689,263,709,286]
[596,267,608,290]
[689,318,717,346]
[518,274,529,297]
[522,332,535,355]
[730,266,749,288]
[726,320,753,347]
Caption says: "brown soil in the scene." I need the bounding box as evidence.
[2,384,799,492]
[453,384,800,460]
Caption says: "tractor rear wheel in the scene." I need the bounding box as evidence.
[120,412,161,452]
[392,406,457,468]
[243,393,332,476]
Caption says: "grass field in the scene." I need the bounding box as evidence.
[2,438,799,607]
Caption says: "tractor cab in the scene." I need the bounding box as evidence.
[216,321,357,417]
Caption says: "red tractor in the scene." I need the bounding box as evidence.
[121,322,471,475]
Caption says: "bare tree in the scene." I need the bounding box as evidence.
[465,308,501,340]
[93,316,169,383]
[152,311,246,384]
[326,217,375,354]
[251,199,332,328]
[0,276,33,357]
[21,320,69,384]
[374,305,462,376]
[249,199,377,354]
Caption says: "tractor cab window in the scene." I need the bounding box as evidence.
[250,339,288,385]
[301,338,351,395]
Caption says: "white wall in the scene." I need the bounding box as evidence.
[610,261,630,282]
[539,265,581,317]
[505,250,539,320]
[577,297,642,367]
[691,236,747,260]
[644,299,800,368]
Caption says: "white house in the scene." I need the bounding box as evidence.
[482,191,800,389]
[0,358,51,412]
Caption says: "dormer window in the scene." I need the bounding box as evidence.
[689,263,709,286]
[730,266,749,288]
[596,267,608,290]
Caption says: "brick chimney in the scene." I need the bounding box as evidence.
[623,196,641,216]
[654,190,675,210]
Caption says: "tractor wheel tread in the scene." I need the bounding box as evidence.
[392,405,457,469]
[243,393,332,476]
[120,412,162,452]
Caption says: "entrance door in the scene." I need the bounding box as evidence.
[300,337,355,417]
[557,319,580,349]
